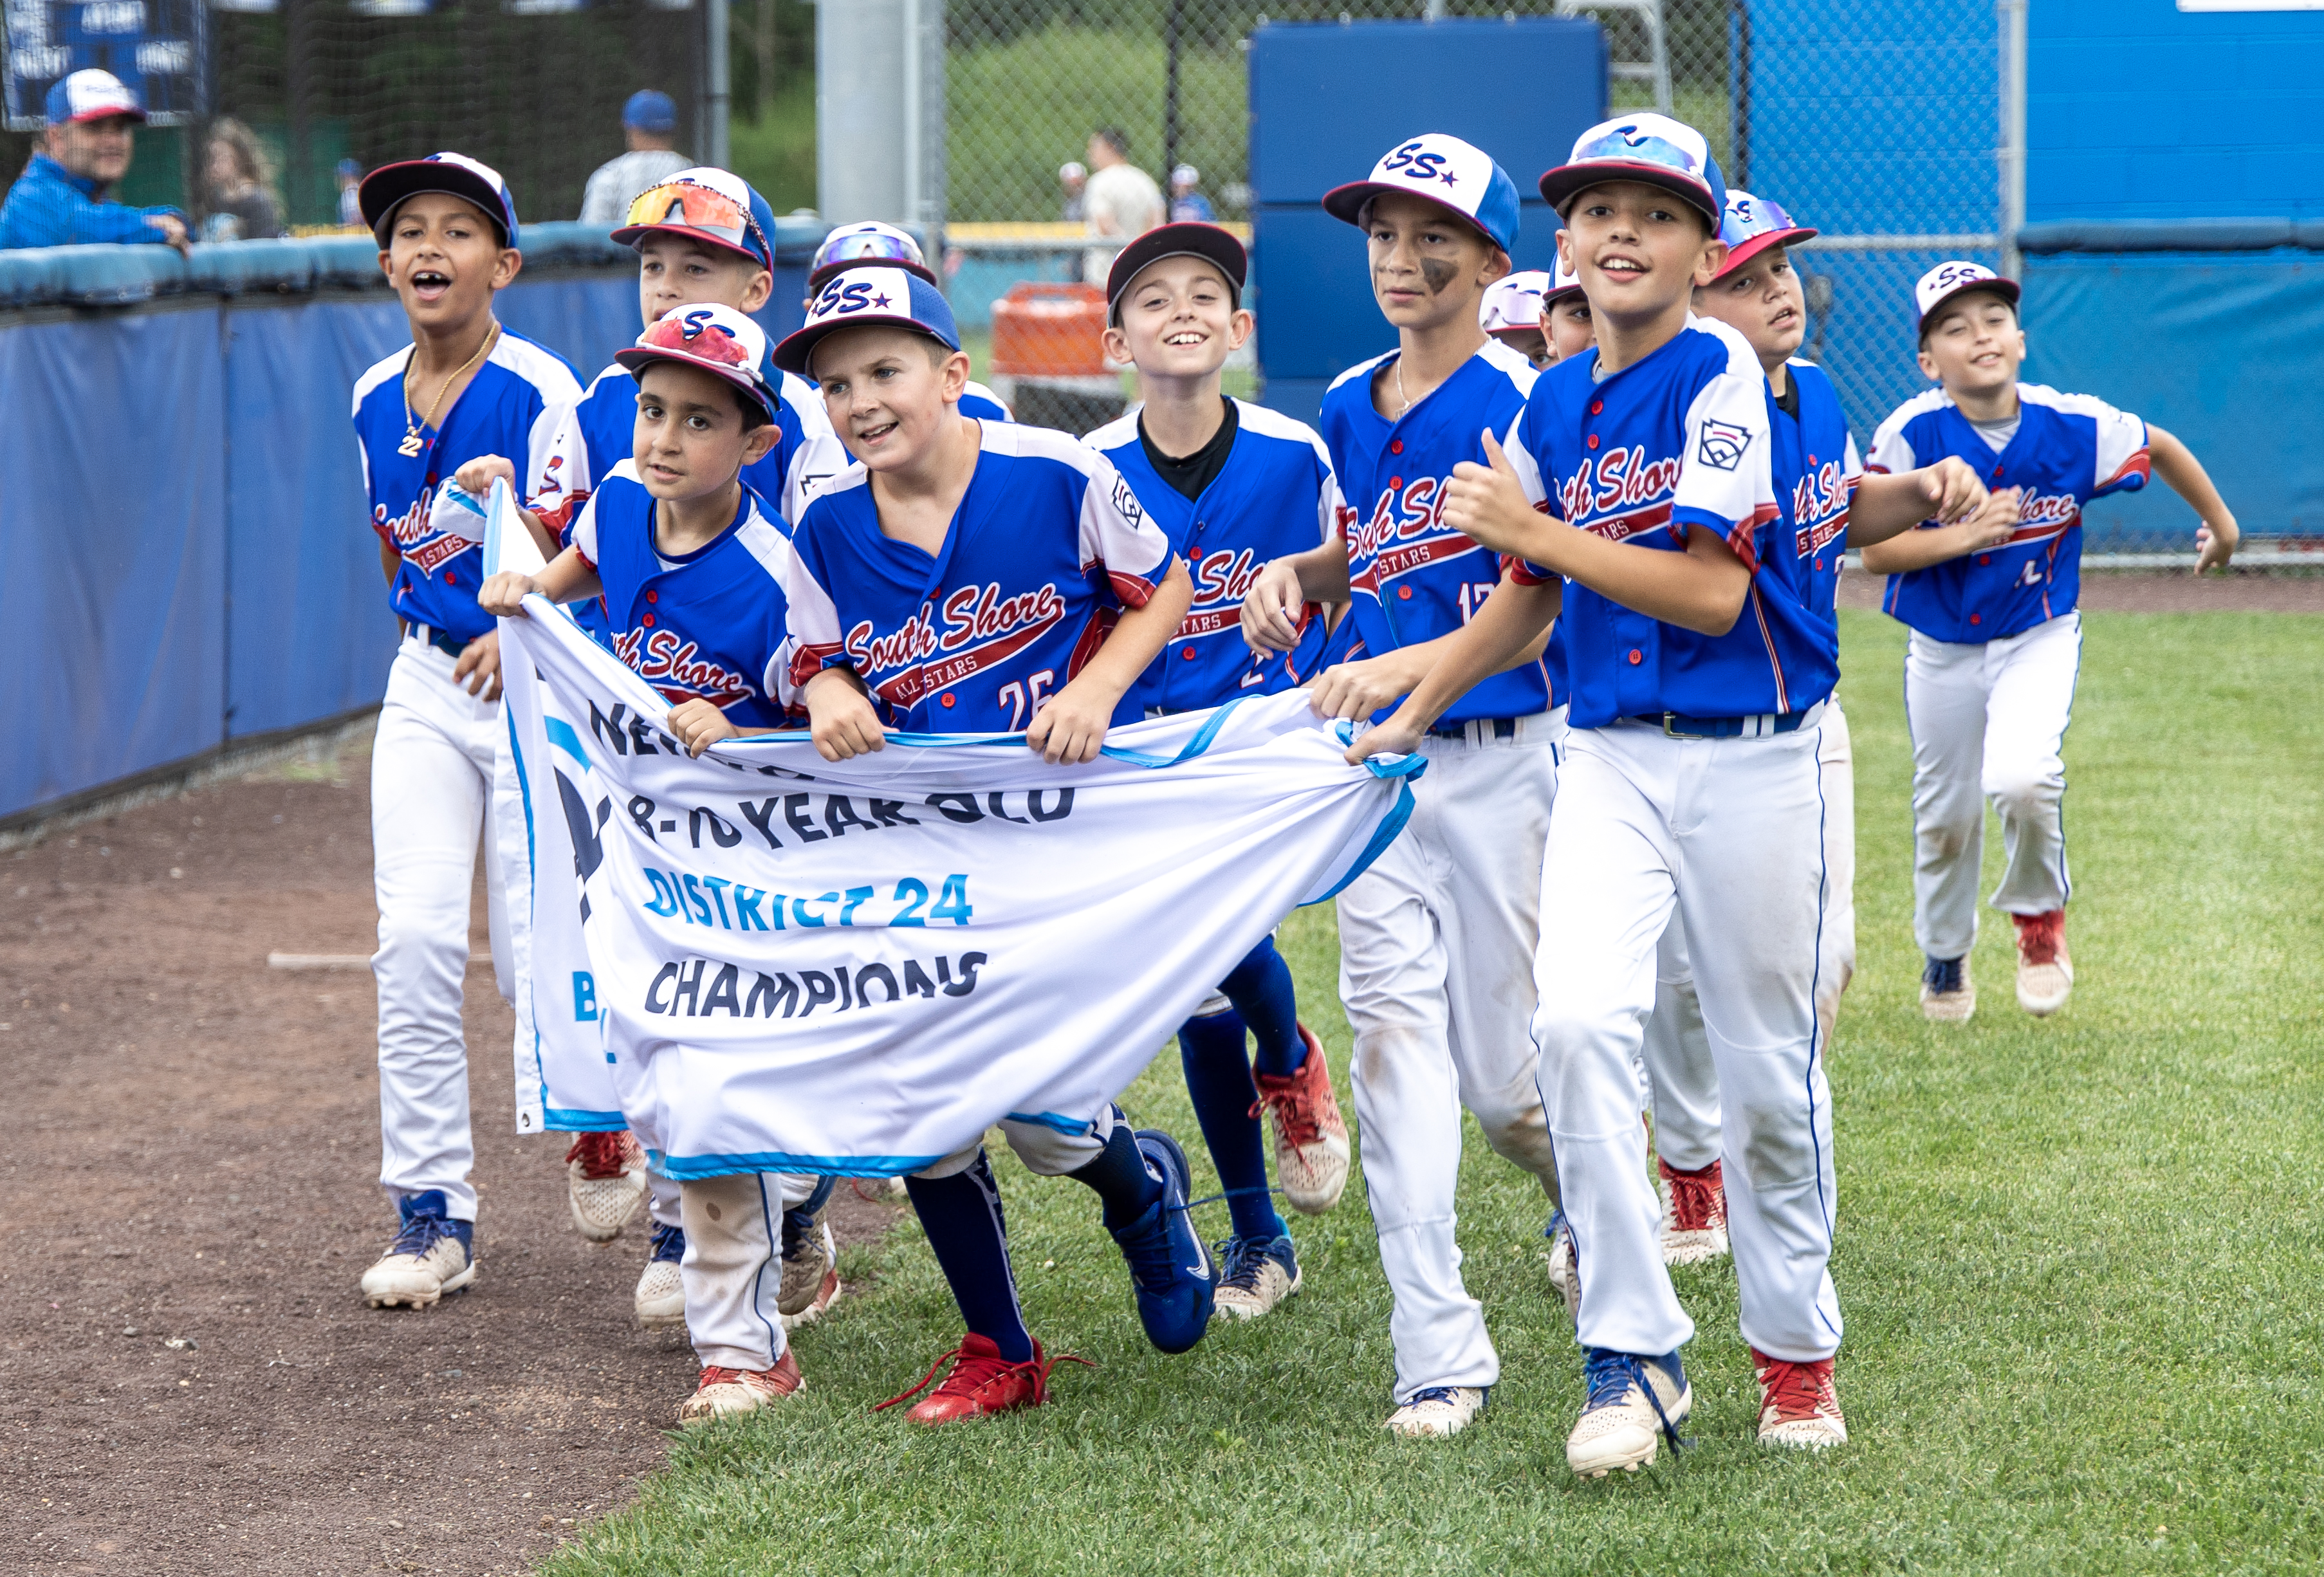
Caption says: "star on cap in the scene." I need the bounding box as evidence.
[1439,169,1460,187]
[871,291,894,309]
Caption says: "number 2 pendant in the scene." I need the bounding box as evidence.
[397,432,424,457]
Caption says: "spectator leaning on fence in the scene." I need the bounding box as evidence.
[578,91,692,226]
[1081,128,1163,283]
[199,117,286,243]
[0,69,189,254]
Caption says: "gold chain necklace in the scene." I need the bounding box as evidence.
[398,320,500,457]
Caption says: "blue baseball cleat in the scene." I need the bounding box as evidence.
[1110,1129,1214,1354]
[360,1190,475,1309]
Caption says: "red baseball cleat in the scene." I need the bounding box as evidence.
[2012,908,2072,1017]
[1251,1024,1351,1215]
[678,1349,802,1427]
[1751,1347,1848,1450]
[1657,1157,1729,1265]
[873,1333,1091,1425]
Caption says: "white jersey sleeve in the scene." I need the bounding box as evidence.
[2033,385,2150,497]
[1866,388,1948,477]
[528,399,595,533]
[778,372,852,523]
[1076,448,1174,607]
[567,484,604,568]
[1674,342,1780,569]
[777,515,847,692]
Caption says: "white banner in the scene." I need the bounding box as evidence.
[487,489,1423,1177]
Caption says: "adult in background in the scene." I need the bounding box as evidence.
[1168,163,1214,223]
[0,69,189,253]
[1058,161,1087,223]
[199,117,286,242]
[578,91,691,225]
[337,158,365,228]
[1081,128,1161,284]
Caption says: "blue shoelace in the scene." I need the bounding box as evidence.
[1582,1348,1687,1455]
[1405,1384,1484,1412]
[1924,954,1965,992]
[650,1221,685,1264]
[1212,1235,1283,1292]
[387,1212,463,1261]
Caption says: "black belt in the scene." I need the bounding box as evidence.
[1429,716,1519,739]
[402,620,470,659]
[1625,708,1813,739]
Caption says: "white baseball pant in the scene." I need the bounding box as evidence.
[1904,611,2080,961]
[1338,709,1565,1403]
[1534,713,1843,1365]
[371,632,516,1223]
[1639,702,1856,1171]
[679,1170,822,1370]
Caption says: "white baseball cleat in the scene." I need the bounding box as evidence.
[780,1268,842,1332]
[1566,1349,1690,1478]
[634,1221,685,1327]
[1212,1233,1301,1320]
[566,1130,647,1241]
[1252,1024,1351,1215]
[2013,910,2072,1017]
[1753,1348,1849,1450]
[777,1209,838,1317]
[1657,1158,1729,1265]
[678,1351,802,1427]
[1545,1210,1580,1322]
[1385,1385,1488,1438]
[1919,954,1975,1022]
[360,1191,475,1309]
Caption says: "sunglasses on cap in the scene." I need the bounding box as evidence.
[625,180,768,258]
[1570,126,1704,181]
[813,226,925,273]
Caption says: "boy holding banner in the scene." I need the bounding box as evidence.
[771,264,1218,1424]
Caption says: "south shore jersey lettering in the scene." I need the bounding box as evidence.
[495,586,1425,1177]
[1318,338,1557,725]
[353,331,583,645]
[1084,398,1343,716]
[780,420,1176,733]
[1503,314,1802,728]
[1868,382,2149,644]
[567,463,796,729]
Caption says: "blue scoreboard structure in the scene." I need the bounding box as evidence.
[3,0,207,131]
[1247,16,1608,427]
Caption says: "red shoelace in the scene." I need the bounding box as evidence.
[1251,1061,1326,1148]
[1663,1161,1725,1231]
[1753,1352,1836,1421]
[697,1361,797,1398]
[2015,910,2065,966]
[566,1130,636,1179]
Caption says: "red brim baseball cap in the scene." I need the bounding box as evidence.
[614,303,779,423]
[1104,221,1247,322]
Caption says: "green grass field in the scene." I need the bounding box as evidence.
[546,607,2324,1576]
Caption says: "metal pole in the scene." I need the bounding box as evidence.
[1162,0,1184,189]
[1999,0,2027,277]
[1729,0,1751,187]
[704,0,732,172]
[286,0,309,226]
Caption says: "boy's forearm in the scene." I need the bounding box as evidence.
[1288,539,1352,602]
[379,537,400,586]
[1859,523,1977,575]
[1074,560,1197,703]
[517,504,562,562]
[532,549,602,605]
[1849,473,1937,544]
[1527,522,1751,636]
[1396,578,1562,732]
[2148,425,2233,523]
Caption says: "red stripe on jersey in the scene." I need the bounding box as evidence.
[2101,448,2152,491]
[787,639,845,692]
[1172,605,1243,640]
[876,618,1061,710]
[1721,502,1780,574]
[1580,501,1674,546]
[1350,530,1486,595]
[1107,569,1158,609]
[1795,509,1850,558]
[1064,606,1117,681]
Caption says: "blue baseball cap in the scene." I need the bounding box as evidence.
[359,151,520,248]
[1713,189,1817,281]
[771,265,961,376]
[335,157,364,180]
[46,69,143,126]
[1323,133,1520,256]
[623,89,678,134]
[1538,113,1726,228]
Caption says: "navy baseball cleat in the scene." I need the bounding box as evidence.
[1213,1231,1301,1320]
[1110,1129,1214,1354]
[360,1190,475,1309]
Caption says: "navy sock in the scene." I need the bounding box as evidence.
[1179,1010,1289,1242]
[1221,936,1305,1080]
[903,1152,1033,1363]
[1067,1116,1164,1231]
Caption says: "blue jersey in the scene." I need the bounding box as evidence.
[355,331,582,646]
[1506,315,1796,728]
[1084,398,1341,716]
[569,464,796,730]
[1318,338,1555,724]
[782,421,1176,734]
[1775,359,1864,629]
[1869,382,2148,643]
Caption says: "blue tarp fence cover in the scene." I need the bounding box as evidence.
[0,221,822,824]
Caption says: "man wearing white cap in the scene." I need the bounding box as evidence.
[0,70,189,253]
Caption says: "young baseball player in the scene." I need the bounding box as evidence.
[476,302,824,1421]
[1605,190,1995,1273]
[1357,114,1994,1473]
[1861,262,2239,1021]
[1239,132,1563,1439]
[773,264,1215,1423]
[1480,269,1554,369]
[349,153,583,1310]
[804,221,1016,423]
[508,166,845,1325]
[1081,223,1349,1322]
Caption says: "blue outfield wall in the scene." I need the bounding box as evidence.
[0,223,821,823]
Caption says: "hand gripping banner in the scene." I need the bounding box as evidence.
[488,494,1425,1177]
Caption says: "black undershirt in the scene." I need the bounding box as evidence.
[1138,396,1239,501]
[1771,374,1800,421]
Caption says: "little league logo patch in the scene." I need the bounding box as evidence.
[1697,419,1753,471]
